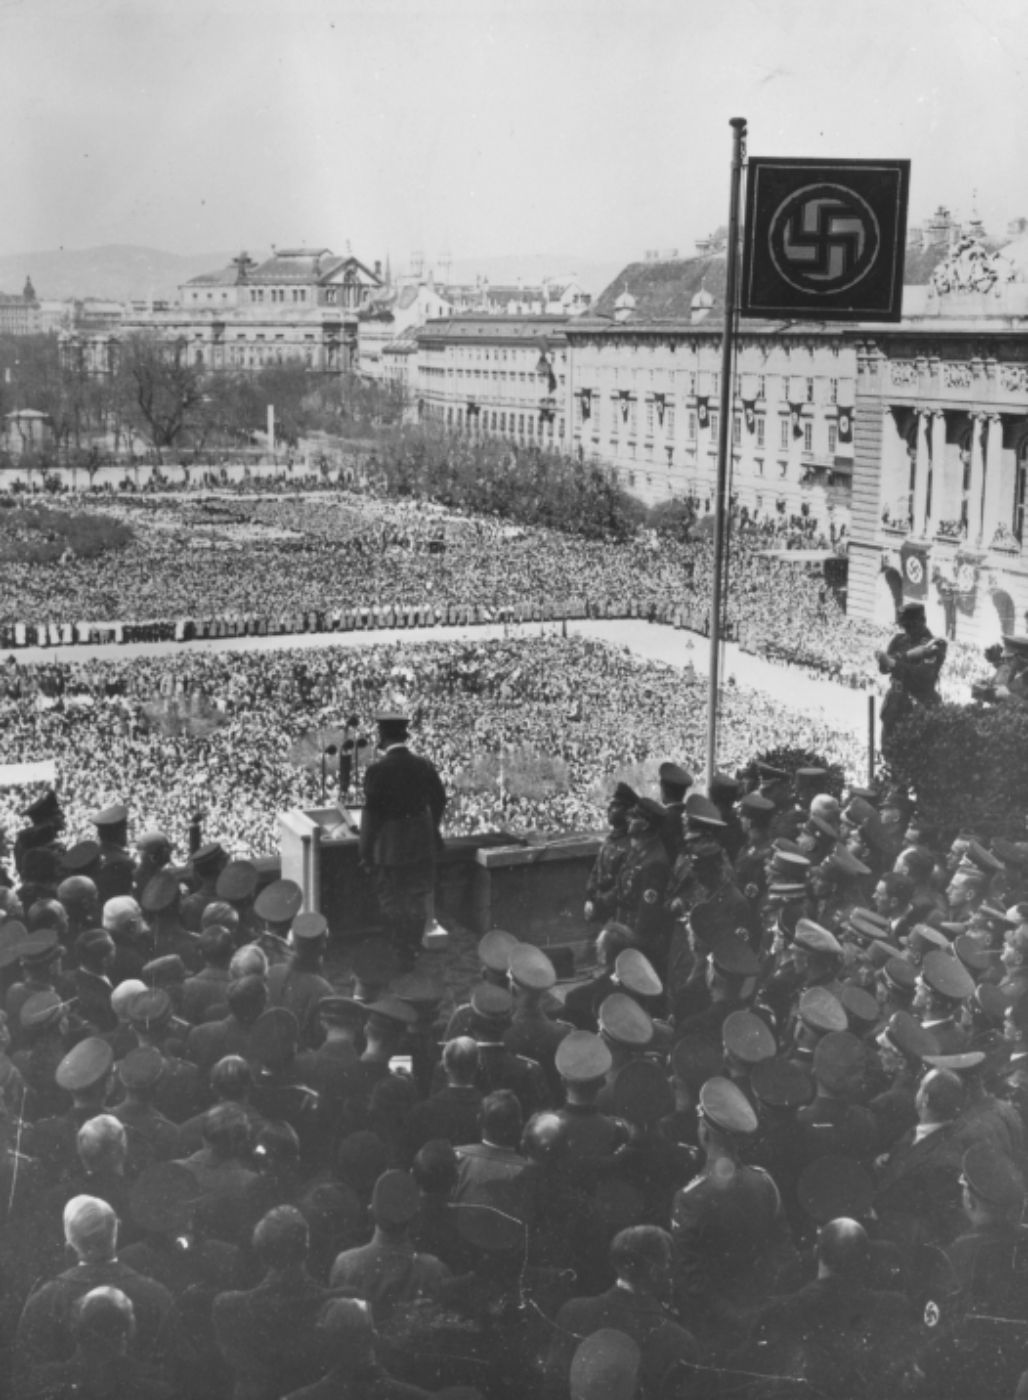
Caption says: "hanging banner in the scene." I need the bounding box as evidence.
[742,400,757,433]
[900,541,929,600]
[742,156,910,321]
[696,397,710,429]
[838,409,853,444]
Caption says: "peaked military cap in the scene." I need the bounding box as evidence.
[56,1035,113,1092]
[977,901,1020,928]
[130,1161,198,1233]
[216,860,259,902]
[127,987,173,1030]
[611,782,639,807]
[843,907,890,942]
[880,954,917,989]
[739,791,776,816]
[757,762,789,781]
[91,803,128,829]
[877,1010,940,1062]
[469,983,513,1022]
[477,929,519,973]
[794,919,842,956]
[798,1155,874,1224]
[555,1030,612,1082]
[317,994,367,1024]
[750,1056,814,1108]
[60,841,101,875]
[922,949,975,1002]
[141,954,187,986]
[709,931,760,979]
[391,971,445,1009]
[840,984,880,1032]
[907,924,950,956]
[613,947,662,998]
[798,986,848,1034]
[141,871,180,914]
[23,790,61,822]
[658,762,693,792]
[191,842,227,875]
[254,879,303,924]
[953,934,992,974]
[508,944,556,991]
[372,1169,420,1227]
[118,1045,166,1091]
[363,995,418,1029]
[375,709,410,726]
[962,1143,1025,1211]
[632,796,667,826]
[292,910,329,941]
[684,793,725,827]
[20,988,65,1030]
[991,840,1028,871]
[923,1050,986,1073]
[698,1076,758,1134]
[570,1329,641,1400]
[842,796,876,827]
[722,1009,776,1064]
[598,992,654,1048]
[135,830,171,854]
[974,981,1009,1025]
[795,767,828,783]
[709,771,741,799]
[770,850,811,878]
[966,840,1005,874]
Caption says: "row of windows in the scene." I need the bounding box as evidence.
[582,400,840,456]
[443,346,566,364]
[575,373,840,402]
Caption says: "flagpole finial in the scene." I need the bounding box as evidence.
[730,116,747,132]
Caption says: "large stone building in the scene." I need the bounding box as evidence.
[848,236,1028,644]
[358,280,453,383]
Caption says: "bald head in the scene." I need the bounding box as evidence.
[817,1218,870,1279]
[74,1287,135,1353]
[58,876,99,917]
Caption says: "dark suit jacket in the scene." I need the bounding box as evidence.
[360,745,446,868]
[544,1285,696,1399]
[875,1122,965,1248]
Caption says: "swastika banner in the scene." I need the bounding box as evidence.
[741,157,909,322]
[900,541,929,600]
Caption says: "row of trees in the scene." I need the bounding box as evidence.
[0,333,405,463]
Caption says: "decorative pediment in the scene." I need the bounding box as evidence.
[929,236,1020,297]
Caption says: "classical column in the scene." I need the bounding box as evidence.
[981,413,1006,545]
[925,410,946,536]
[967,412,986,545]
[912,409,931,535]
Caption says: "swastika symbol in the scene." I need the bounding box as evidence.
[769,183,881,295]
[905,556,924,585]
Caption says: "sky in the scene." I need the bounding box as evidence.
[2,0,1026,269]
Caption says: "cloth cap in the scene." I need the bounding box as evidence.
[20,988,65,1030]
[508,944,556,992]
[684,793,725,827]
[877,1010,940,1061]
[477,929,519,973]
[757,762,788,781]
[216,860,259,902]
[798,986,847,1034]
[141,871,180,914]
[840,984,880,1031]
[608,1058,674,1126]
[750,1057,814,1108]
[611,782,639,807]
[797,1155,874,1224]
[570,1329,641,1400]
[91,804,128,829]
[135,830,171,854]
[698,1076,759,1135]
[658,762,692,793]
[254,879,303,924]
[363,995,418,1029]
[708,931,760,979]
[555,1030,612,1082]
[722,1009,776,1064]
[371,1169,420,1226]
[739,791,776,816]
[118,1046,165,1091]
[56,1036,113,1092]
[469,983,513,1022]
[598,992,654,1048]
[813,1031,866,1093]
[142,954,187,986]
[130,1162,198,1233]
[632,797,667,827]
[60,841,101,874]
[613,948,662,998]
[292,911,329,942]
[962,1143,1025,1211]
[19,929,61,963]
[923,949,975,1002]
[879,954,916,988]
[794,919,842,957]
[127,988,173,1030]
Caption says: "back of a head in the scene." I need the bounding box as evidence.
[918,1067,965,1123]
[226,973,268,1023]
[882,872,914,906]
[210,1054,253,1101]
[319,1297,375,1367]
[255,1119,300,1170]
[74,1287,135,1354]
[27,898,66,932]
[201,1100,251,1158]
[480,1089,523,1149]
[253,1204,309,1270]
[442,1035,479,1085]
[901,847,935,885]
[202,901,240,933]
[229,944,268,981]
[818,1217,870,1279]
[521,1110,569,1166]
[103,896,143,937]
[412,1139,459,1196]
[610,1225,673,1289]
[198,925,235,968]
[77,1114,128,1175]
[64,1194,118,1263]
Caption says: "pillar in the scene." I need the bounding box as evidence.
[981,414,1006,546]
[925,410,946,535]
[912,409,931,535]
[967,412,986,545]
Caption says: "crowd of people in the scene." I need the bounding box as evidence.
[0,636,864,861]
[0,489,988,700]
[0,755,1027,1398]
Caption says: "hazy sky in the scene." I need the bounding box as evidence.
[3,0,1026,267]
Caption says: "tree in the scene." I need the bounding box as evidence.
[115,333,205,459]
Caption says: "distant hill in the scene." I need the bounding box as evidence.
[0,246,235,303]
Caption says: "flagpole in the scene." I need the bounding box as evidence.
[705,116,747,786]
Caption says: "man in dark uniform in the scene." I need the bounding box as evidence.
[142,871,200,973]
[13,789,65,879]
[657,761,692,860]
[613,797,671,968]
[360,710,447,970]
[267,911,335,1049]
[583,782,636,924]
[91,804,137,904]
[877,600,947,745]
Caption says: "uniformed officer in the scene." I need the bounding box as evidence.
[109,1045,182,1172]
[132,831,175,903]
[127,988,205,1123]
[90,804,137,903]
[188,842,230,902]
[25,1036,116,1176]
[583,783,636,923]
[141,872,200,974]
[215,858,260,943]
[13,789,65,879]
[721,1008,777,1091]
[613,797,671,967]
[876,600,947,745]
[914,950,975,1054]
[552,1030,631,1181]
[467,983,548,1119]
[253,878,304,967]
[267,910,334,1049]
[504,944,571,1095]
[657,762,692,860]
[793,1030,878,1167]
[734,791,776,905]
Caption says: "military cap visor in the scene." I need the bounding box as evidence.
[56,1035,114,1092]
[477,929,519,973]
[216,860,259,902]
[60,841,101,874]
[723,1009,776,1064]
[508,944,556,991]
[555,1030,612,1082]
[598,991,654,1047]
[613,947,662,998]
[91,803,128,828]
[698,1076,758,1135]
[254,878,303,924]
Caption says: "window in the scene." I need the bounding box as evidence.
[710,412,719,437]
[712,373,720,395]
[806,378,814,403]
[779,418,789,451]
[758,375,766,399]
[666,402,675,435]
[733,416,741,446]
[645,400,654,437]
[779,461,788,479]
[688,412,696,441]
[756,418,765,448]
[828,424,837,454]
[829,378,838,405]
[803,423,813,452]
[1016,441,1028,541]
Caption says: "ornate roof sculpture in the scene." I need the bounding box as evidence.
[929,235,1020,297]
